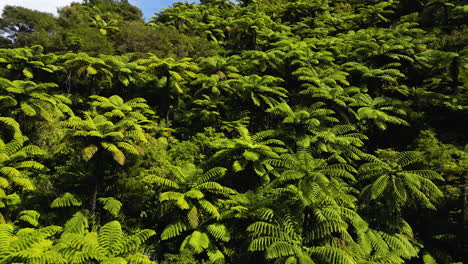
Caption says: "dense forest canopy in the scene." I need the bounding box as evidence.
[0,0,467,263]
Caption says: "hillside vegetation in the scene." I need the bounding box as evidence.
[0,0,467,263]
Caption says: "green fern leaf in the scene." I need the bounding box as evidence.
[51,193,82,208]
[161,222,188,240]
[99,197,122,216]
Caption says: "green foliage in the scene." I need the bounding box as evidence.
[0,78,73,121]
[0,222,64,264]
[51,193,82,208]
[56,217,156,264]
[359,149,444,210]
[210,126,286,185]
[0,0,466,263]
[352,95,410,130]
[0,135,45,222]
[0,212,156,264]
[62,95,154,165]
[17,210,41,227]
[99,197,122,216]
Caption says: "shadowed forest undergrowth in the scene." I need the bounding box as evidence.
[0,0,467,263]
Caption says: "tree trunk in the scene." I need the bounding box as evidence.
[463,174,468,264]
[90,154,101,215]
[90,183,98,214]
[90,77,97,96]
[0,207,9,224]
[163,73,172,126]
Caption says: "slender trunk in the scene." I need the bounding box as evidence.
[163,73,172,127]
[90,183,98,214]
[166,110,172,128]
[89,154,101,215]
[463,174,468,263]
[90,77,97,96]
[0,206,9,224]
[66,73,72,93]
[302,206,313,246]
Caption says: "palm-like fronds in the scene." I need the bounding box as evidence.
[351,94,409,130]
[248,211,361,264]
[0,78,73,121]
[359,150,444,210]
[54,212,156,264]
[267,102,339,147]
[98,197,123,217]
[248,214,314,263]
[0,137,45,223]
[348,228,419,263]
[50,193,82,208]
[150,163,234,262]
[311,124,367,162]
[0,222,64,264]
[261,149,368,255]
[0,117,22,141]
[62,95,153,165]
[210,126,286,180]
[225,74,287,108]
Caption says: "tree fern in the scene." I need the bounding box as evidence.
[351,94,409,130]
[155,163,233,262]
[98,197,122,217]
[247,213,315,264]
[359,150,444,210]
[17,210,41,227]
[210,126,286,182]
[56,215,156,264]
[0,223,63,264]
[51,193,82,208]
[0,78,72,121]
[0,137,45,223]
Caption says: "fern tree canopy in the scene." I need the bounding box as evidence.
[0,0,466,263]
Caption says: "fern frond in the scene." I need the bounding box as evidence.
[206,223,230,242]
[248,222,281,237]
[17,210,40,227]
[184,230,210,254]
[249,236,280,251]
[101,142,126,165]
[199,200,221,219]
[143,175,178,188]
[198,167,227,184]
[126,253,156,264]
[63,212,88,234]
[98,221,123,254]
[51,193,82,208]
[196,182,236,195]
[161,222,188,240]
[98,197,122,216]
[265,242,296,259]
[308,246,356,264]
